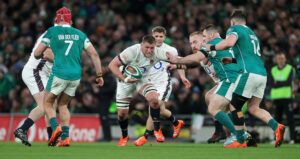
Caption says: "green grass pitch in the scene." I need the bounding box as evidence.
[0,142,299,159]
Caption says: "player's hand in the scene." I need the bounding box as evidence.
[124,77,140,83]
[166,52,178,63]
[182,78,191,88]
[95,77,104,87]
[166,64,177,71]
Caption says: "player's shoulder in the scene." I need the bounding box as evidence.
[161,43,178,54]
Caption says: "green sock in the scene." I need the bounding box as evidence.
[49,118,58,131]
[236,129,245,143]
[227,113,234,122]
[61,126,69,140]
[267,118,278,131]
[215,111,236,135]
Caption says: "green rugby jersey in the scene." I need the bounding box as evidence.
[226,25,267,76]
[207,37,242,82]
[41,25,91,80]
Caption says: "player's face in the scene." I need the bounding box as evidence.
[189,35,203,53]
[152,32,165,47]
[141,42,155,58]
[202,30,214,43]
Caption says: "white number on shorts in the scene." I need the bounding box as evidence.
[64,40,73,56]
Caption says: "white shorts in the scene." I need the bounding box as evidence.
[46,74,80,97]
[116,77,157,109]
[152,77,172,102]
[22,65,49,95]
[234,73,267,99]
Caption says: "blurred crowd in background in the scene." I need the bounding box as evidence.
[0,0,299,125]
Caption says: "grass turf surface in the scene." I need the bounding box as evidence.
[0,142,299,159]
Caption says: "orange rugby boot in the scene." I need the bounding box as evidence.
[154,129,165,142]
[117,136,129,146]
[173,120,184,138]
[274,124,285,148]
[134,136,147,146]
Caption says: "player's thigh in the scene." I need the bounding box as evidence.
[64,79,80,97]
[138,83,159,102]
[22,67,44,96]
[116,81,135,109]
[247,96,262,113]
[252,74,267,99]
[45,74,66,96]
[57,92,72,107]
[205,84,218,105]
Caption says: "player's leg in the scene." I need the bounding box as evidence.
[248,73,285,147]
[205,85,226,143]
[116,81,133,146]
[44,74,67,146]
[14,68,47,146]
[56,93,72,147]
[248,97,285,147]
[134,115,153,146]
[140,84,162,140]
[56,79,79,147]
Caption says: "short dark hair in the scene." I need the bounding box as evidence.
[202,24,218,32]
[189,31,202,37]
[152,26,166,35]
[142,35,156,44]
[230,9,246,21]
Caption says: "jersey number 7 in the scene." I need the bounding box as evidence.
[64,40,73,56]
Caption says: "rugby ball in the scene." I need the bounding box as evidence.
[124,65,142,79]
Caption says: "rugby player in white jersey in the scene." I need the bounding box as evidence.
[14,32,71,147]
[108,35,174,146]
[134,26,190,146]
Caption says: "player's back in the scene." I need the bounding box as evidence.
[42,25,88,80]
[227,25,266,76]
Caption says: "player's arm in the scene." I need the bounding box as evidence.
[43,48,54,62]
[108,56,126,81]
[108,55,138,83]
[215,34,237,50]
[34,43,47,59]
[177,69,191,88]
[85,45,103,77]
[167,51,205,66]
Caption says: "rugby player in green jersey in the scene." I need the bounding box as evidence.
[205,10,285,148]
[34,7,104,146]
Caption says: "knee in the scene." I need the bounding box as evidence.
[146,94,160,109]
[207,104,217,116]
[248,105,257,114]
[118,110,128,120]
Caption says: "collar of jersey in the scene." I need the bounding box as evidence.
[60,24,71,27]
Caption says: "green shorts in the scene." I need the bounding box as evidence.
[214,80,235,101]
[46,74,80,97]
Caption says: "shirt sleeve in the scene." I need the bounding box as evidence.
[119,45,136,65]
[41,30,52,47]
[226,27,239,39]
[84,37,92,49]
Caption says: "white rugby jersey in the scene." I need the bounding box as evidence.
[24,32,52,74]
[147,43,177,79]
[118,44,168,77]
[200,61,220,83]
